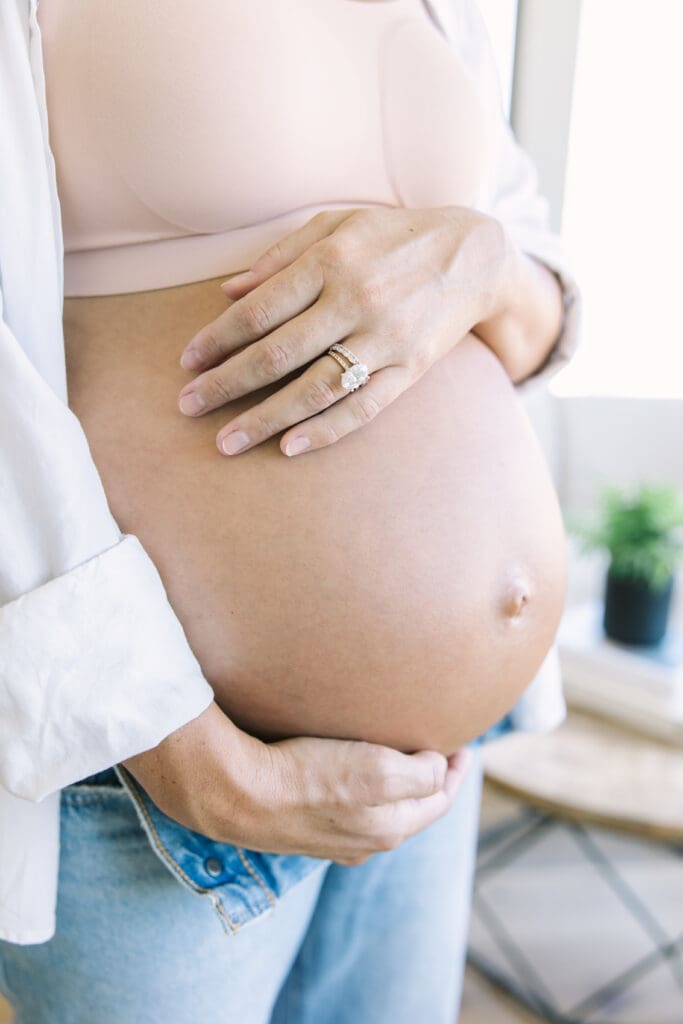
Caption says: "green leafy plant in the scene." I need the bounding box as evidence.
[568,483,683,591]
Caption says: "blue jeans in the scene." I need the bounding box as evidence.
[0,745,483,1023]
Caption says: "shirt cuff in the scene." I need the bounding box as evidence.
[506,230,583,397]
[0,533,215,801]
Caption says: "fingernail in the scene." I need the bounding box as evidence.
[221,430,250,455]
[220,270,256,290]
[180,347,203,370]
[284,436,311,457]
[178,391,206,415]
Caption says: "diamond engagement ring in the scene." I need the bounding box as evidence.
[325,342,371,392]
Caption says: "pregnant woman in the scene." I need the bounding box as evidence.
[0,0,580,1021]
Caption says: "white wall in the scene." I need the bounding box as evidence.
[557,398,683,514]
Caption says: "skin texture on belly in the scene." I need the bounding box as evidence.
[64,273,568,756]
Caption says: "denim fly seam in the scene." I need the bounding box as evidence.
[112,763,329,934]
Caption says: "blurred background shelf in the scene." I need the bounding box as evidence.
[558,599,683,746]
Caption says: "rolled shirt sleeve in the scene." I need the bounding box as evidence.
[0,314,215,802]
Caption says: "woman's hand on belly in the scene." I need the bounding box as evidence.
[175,204,512,457]
[120,700,471,865]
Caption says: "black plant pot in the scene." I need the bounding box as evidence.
[603,564,675,645]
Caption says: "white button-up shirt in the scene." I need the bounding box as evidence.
[0,0,581,944]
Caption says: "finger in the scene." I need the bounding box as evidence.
[279,358,408,457]
[368,750,472,846]
[179,255,324,373]
[393,767,468,837]
[179,300,348,419]
[218,209,360,298]
[214,346,353,455]
[360,747,449,806]
[442,747,472,800]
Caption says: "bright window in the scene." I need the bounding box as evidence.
[552,0,683,398]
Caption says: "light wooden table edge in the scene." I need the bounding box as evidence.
[483,772,683,845]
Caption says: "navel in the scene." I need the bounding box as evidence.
[500,573,533,620]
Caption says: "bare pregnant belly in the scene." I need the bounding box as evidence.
[64,273,568,755]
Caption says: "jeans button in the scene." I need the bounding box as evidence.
[204,856,223,878]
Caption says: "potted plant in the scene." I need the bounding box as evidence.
[570,483,683,645]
